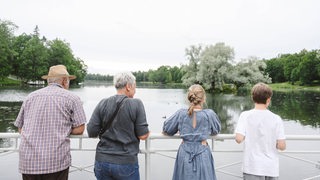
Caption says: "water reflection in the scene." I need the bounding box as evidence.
[270,91,320,127]
[206,91,320,133]
[207,94,253,133]
[0,85,319,134]
[0,101,22,133]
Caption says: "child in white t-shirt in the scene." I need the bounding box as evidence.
[235,82,286,180]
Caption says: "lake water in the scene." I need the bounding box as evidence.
[0,81,320,179]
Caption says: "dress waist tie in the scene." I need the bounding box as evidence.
[182,141,208,172]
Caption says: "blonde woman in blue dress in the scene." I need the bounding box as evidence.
[163,84,221,180]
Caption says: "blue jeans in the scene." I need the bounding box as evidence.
[94,161,140,180]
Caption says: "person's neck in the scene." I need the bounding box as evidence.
[193,105,202,111]
[254,103,268,110]
[117,89,128,96]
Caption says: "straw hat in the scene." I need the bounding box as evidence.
[41,65,76,80]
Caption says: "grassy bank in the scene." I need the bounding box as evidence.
[269,82,320,92]
[0,77,21,86]
[137,81,187,88]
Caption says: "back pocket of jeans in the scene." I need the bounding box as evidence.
[118,164,138,177]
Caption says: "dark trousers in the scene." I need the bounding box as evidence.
[22,167,69,180]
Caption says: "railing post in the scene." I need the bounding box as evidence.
[79,137,82,150]
[15,137,19,150]
[145,137,151,180]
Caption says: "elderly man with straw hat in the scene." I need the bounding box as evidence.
[14,64,87,180]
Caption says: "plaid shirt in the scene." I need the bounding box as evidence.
[14,83,86,174]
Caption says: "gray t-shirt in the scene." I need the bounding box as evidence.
[87,94,149,164]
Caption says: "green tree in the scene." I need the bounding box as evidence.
[133,71,148,82]
[69,57,87,84]
[317,51,320,79]
[18,32,48,82]
[151,66,172,84]
[265,57,286,83]
[0,20,17,80]
[283,54,300,84]
[47,39,74,66]
[147,69,156,83]
[47,39,87,84]
[85,73,113,81]
[298,50,320,85]
[170,66,184,83]
[11,33,32,77]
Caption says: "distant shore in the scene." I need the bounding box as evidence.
[269,82,320,92]
[1,78,320,92]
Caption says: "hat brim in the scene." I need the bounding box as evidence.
[41,75,76,80]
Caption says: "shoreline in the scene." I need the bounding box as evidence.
[1,78,320,92]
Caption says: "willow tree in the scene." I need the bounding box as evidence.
[229,56,271,89]
[196,42,234,90]
[181,45,202,86]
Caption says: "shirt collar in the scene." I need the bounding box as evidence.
[49,83,63,88]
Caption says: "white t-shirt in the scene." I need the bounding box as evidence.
[235,109,286,177]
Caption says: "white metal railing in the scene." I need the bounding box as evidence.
[1,133,320,180]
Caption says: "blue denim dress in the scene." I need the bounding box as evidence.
[163,109,221,180]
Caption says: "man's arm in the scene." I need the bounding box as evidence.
[138,131,150,140]
[71,124,85,135]
[235,133,245,144]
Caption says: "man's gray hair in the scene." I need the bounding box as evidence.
[113,71,136,90]
[47,77,63,84]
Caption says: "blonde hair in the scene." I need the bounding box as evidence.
[187,84,206,115]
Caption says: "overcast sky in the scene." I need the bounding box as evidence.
[1,0,320,75]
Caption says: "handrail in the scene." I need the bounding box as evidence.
[1,133,320,180]
[2,133,320,152]
[2,132,320,140]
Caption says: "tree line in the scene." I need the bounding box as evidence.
[85,66,184,84]
[86,43,320,92]
[0,20,87,85]
[2,19,319,90]
[87,42,272,91]
[85,73,113,81]
[137,43,319,91]
[265,49,320,85]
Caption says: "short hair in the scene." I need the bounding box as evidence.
[47,77,63,84]
[113,72,136,90]
[251,82,273,104]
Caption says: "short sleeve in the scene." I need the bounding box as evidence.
[235,112,246,136]
[207,110,221,135]
[133,99,149,137]
[276,116,286,140]
[14,101,26,128]
[87,99,106,137]
[162,109,183,136]
[70,96,87,127]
